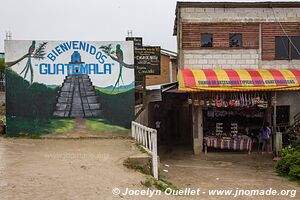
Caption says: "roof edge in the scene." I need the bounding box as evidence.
[176,1,300,8]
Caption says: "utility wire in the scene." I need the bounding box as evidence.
[272,8,300,57]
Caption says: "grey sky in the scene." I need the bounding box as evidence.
[0,0,179,52]
[0,0,296,53]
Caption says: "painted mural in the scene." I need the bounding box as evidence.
[5,40,134,137]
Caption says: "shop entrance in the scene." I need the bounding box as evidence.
[193,92,271,153]
[148,92,193,151]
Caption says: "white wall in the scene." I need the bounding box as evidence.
[183,49,300,70]
[180,7,300,23]
[183,49,259,69]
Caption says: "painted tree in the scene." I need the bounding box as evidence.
[2,41,47,84]
[99,44,134,91]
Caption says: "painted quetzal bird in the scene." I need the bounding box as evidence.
[20,40,36,83]
[112,44,124,91]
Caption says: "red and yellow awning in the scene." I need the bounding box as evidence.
[178,69,300,92]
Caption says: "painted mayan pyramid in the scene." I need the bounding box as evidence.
[53,74,102,118]
[53,51,102,118]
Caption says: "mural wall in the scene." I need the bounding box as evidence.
[5,40,134,136]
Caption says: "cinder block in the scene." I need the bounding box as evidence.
[226,60,236,65]
[213,55,223,59]
[202,64,213,69]
[195,8,205,13]
[242,54,251,59]
[185,8,195,13]
[232,54,242,59]
[217,59,227,64]
[189,59,198,64]
[184,54,194,59]
[223,55,231,59]
[204,8,215,13]
[208,59,217,64]
[237,60,246,64]
[197,59,208,64]
[245,60,255,64]
[203,55,213,59]
[251,54,259,59]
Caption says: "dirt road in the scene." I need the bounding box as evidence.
[0,138,151,200]
[159,148,300,200]
[0,138,299,200]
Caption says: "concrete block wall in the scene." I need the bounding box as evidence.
[277,91,300,125]
[261,60,300,69]
[180,7,300,23]
[183,49,259,69]
[183,49,300,70]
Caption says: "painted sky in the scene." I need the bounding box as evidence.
[5,40,134,87]
[0,0,297,53]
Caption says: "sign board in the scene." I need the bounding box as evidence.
[147,90,162,102]
[5,40,135,136]
[126,37,143,48]
[134,46,161,75]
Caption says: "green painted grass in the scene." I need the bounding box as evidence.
[86,118,130,134]
[95,88,131,95]
[6,117,76,136]
[48,119,76,133]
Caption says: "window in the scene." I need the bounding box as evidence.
[229,33,242,48]
[276,106,290,126]
[275,36,289,59]
[291,36,300,59]
[201,33,213,47]
[275,36,300,60]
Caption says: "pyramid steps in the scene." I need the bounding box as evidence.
[53,74,102,118]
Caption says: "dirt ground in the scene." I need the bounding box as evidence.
[159,147,300,200]
[0,138,153,200]
[0,139,299,200]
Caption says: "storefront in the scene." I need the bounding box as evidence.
[178,69,300,154]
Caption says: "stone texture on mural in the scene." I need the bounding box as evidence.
[53,74,102,118]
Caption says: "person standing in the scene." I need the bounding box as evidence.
[261,122,271,154]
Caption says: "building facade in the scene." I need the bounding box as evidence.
[135,49,177,126]
[175,2,300,70]
[174,2,300,154]
[145,49,177,86]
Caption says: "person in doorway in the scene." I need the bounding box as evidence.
[261,122,271,154]
[155,120,161,144]
[155,120,161,130]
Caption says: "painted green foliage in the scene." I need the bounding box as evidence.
[6,69,134,135]
[6,69,58,119]
[100,44,134,92]
[5,41,47,83]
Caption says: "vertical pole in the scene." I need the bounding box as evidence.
[198,107,203,153]
[131,122,135,138]
[152,130,158,179]
[169,59,173,82]
[258,23,262,69]
[273,92,277,153]
[142,75,147,125]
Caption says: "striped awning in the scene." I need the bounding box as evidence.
[178,69,300,92]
